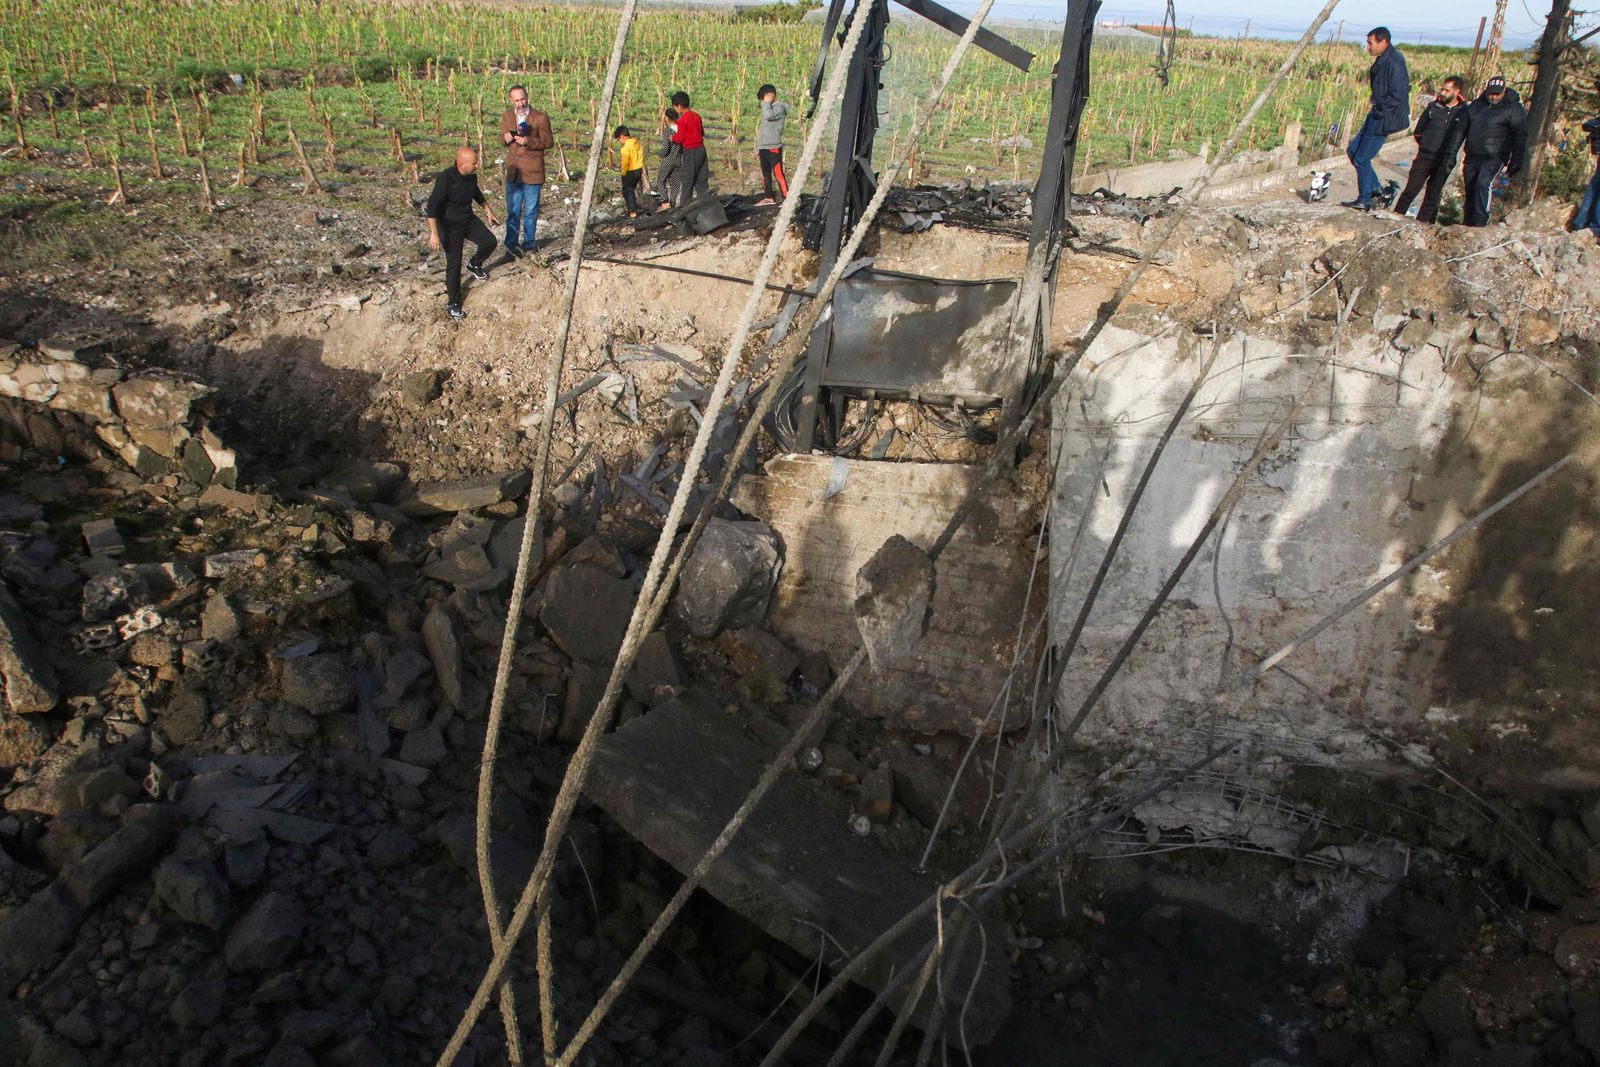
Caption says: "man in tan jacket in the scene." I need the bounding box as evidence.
[500,85,554,256]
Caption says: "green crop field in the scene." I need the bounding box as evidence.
[0,0,1471,234]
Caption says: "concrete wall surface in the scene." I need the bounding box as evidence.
[1049,324,1600,797]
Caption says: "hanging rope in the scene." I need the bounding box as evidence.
[442,4,875,1062]
[454,0,640,1063]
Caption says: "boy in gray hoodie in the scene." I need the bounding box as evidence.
[755,84,790,205]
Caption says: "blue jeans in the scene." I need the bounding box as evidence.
[1574,164,1600,235]
[506,179,542,251]
[1346,115,1387,203]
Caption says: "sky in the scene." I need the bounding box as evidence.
[879,0,1561,47]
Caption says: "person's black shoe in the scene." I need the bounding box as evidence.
[1339,197,1373,210]
[466,263,489,282]
[448,303,466,320]
[503,245,523,260]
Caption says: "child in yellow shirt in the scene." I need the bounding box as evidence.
[614,125,645,218]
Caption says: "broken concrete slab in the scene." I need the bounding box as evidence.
[732,455,1042,736]
[585,690,1012,1046]
[673,518,782,637]
[0,580,59,713]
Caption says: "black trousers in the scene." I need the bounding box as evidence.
[621,169,642,212]
[678,146,710,203]
[1461,157,1501,227]
[1393,150,1455,223]
[758,147,788,198]
[443,217,496,305]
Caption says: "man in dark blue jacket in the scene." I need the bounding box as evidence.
[1343,26,1411,210]
[1459,76,1527,227]
[1568,116,1599,238]
[1393,76,1468,222]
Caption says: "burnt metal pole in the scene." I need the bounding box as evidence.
[997,0,1099,441]
[796,0,890,453]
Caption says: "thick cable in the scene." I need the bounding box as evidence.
[447,0,640,1062]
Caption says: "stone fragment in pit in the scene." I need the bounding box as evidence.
[278,654,356,715]
[857,766,894,823]
[204,549,265,579]
[853,533,935,674]
[673,518,783,638]
[201,594,243,642]
[421,606,466,711]
[225,890,306,973]
[399,470,532,517]
[80,518,124,558]
[715,627,798,703]
[154,855,231,931]
[398,369,443,411]
[0,581,59,712]
[59,805,173,908]
[0,882,83,992]
[539,564,636,665]
[80,568,149,623]
[625,630,685,706]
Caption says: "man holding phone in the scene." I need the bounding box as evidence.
[500,85,554,256]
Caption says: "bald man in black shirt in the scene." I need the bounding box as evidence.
[426,147,499,320]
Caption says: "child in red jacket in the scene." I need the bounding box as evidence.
[669,91,711,203]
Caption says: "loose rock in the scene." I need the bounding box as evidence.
[674,518,782,638]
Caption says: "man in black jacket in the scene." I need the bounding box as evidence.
[1343,26,1411,210]
[425,146,499,320]
[1459,76,1527,227]
[1393,76,1468,222]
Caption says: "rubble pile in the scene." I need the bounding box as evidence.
[0,337,1024,1066]
[0,339,238,488]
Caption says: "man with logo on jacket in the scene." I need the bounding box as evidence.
[1343,26,1411,210]
[1459,76,1527,227]
[1393,76,1468,222]
[499,85,555,256]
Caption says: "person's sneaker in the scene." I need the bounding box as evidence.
[503,245,523,260]
[466,263,489,282]
[448,303,466,320]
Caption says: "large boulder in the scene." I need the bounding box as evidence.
[674,519,782,638]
